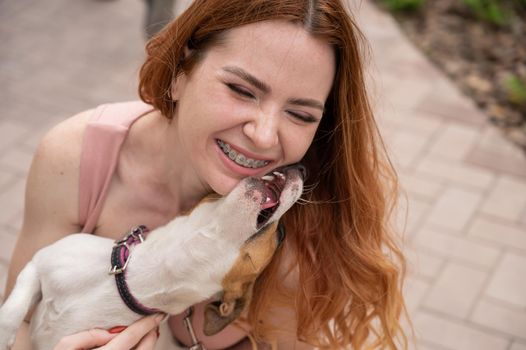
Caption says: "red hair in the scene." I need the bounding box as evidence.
[139,0,408,348]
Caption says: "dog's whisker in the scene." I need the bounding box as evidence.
[296,198,312,204]
[296,198,324,205]
[301,187,316,194]
[301,182,319,194]
[296,196,350,205]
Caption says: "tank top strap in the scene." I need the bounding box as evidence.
[79,101,154,233]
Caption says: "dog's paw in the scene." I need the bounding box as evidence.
[0,331,16,350]
[0,320,17,349]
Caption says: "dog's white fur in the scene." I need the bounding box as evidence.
[0,169,303,350]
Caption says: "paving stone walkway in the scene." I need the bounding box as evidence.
[1,1,525,349]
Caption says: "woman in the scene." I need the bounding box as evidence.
[5,0,407,349]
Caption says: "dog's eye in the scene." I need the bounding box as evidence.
[210,300,222,308]
[276,222,286,245]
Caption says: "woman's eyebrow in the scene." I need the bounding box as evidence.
[222,65,325,111]
[222,65,270,94]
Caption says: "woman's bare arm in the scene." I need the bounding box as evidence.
[4,111,90,349]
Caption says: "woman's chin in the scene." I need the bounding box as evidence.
[208,176,241,196]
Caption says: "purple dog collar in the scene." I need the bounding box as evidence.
[109,225,160,315]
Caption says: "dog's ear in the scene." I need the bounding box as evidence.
[203,297,246,336]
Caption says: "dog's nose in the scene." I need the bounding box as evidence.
[280,163,307,180]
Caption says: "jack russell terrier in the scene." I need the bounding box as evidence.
[0,165,305,350]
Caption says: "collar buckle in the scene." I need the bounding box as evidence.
[115,225,146,246]
[108,226,147,275]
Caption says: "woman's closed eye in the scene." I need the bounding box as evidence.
[287,110,318,123]
[226,83,255,99]
[226,82,319,123]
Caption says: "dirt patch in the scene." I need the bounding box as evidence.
[371,0,526,152]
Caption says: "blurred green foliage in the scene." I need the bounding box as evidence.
[381,0,426,12]
[506,76,526,106]
[381,0,526,20]
[463,0,511,26]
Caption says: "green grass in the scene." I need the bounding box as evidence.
[382,0,426,12]
[463,0,512,26]
[505,75,526,105]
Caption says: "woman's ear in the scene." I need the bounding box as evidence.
[170,72,187,101]
[170,46,193,101]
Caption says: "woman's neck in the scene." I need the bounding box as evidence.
[121,110,212,214]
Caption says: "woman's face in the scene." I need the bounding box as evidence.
[172,20,336,195]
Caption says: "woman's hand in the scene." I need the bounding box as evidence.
[53,314,164,350]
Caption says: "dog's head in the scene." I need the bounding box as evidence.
[202,164,305,335]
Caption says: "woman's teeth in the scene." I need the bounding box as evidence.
[217,140,270,169]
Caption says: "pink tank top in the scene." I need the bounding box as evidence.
[78,101,154,233]
[77,101,248,348]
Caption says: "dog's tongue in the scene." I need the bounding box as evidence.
[261,182,279,209]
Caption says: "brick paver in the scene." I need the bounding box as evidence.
[354,1,526,349]
[1,0,525,349]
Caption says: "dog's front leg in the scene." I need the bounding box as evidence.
[0,262,41,349]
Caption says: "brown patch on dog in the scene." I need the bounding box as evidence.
[203,222,281,335]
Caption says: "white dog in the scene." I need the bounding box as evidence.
[0,165,304,350]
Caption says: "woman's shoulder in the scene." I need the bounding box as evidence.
[35,108,91,176]
[47,108,92,139]
[27,109,94,226]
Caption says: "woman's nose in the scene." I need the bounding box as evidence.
[243,112,279,149]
